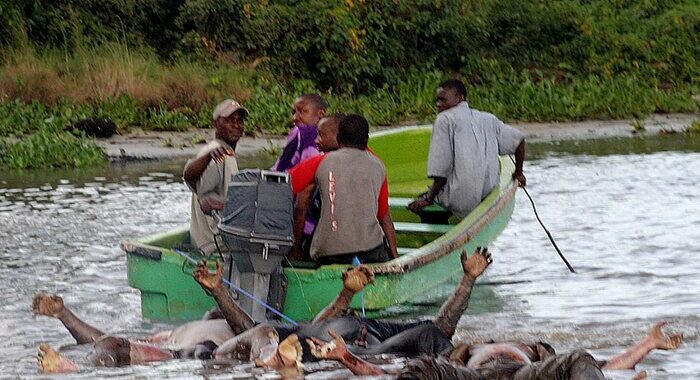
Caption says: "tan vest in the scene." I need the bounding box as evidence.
[186,139,238,254]
[311,148,386,259]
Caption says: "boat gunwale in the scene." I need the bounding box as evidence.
[369,181,516,274]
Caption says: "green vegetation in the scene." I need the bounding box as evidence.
[631,119,646,133]
[0,130,106,169]
[0,0,698,168]
[688,120,700,134]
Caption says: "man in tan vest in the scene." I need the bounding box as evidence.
[183,99,248,285]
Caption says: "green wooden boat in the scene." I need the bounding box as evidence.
[122,126,517,322]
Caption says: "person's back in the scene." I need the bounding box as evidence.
[290,114,398,264]
[311,147,387,261]
[410,79,525,220]
[432,103,522,218]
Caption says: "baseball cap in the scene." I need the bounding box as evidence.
[212,99,249,120]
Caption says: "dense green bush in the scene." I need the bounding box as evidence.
[3,1,697,92]
[1,0,698,169]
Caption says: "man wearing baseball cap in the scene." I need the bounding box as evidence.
[184,99,249,256]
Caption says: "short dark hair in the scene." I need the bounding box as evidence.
[300,93,328,110]
[439,79,467,98]
[321,113,345,131]
[337,114,369,148]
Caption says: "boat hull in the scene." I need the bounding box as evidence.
[124,126,517,321]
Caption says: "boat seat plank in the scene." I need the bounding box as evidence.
[389,197,449,213]
[394,222,452,234]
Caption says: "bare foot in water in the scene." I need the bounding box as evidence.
[37,343,79,373]
[343,265,374,293]
[32,293,65,318]
[649,322,683,350]
[257,334,303,370]
[631,371,648,380]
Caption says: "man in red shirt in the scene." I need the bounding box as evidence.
[289,114,398,265]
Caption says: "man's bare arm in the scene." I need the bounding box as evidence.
[602,322,683,370]
[183,146,233,190]
[434,247,492,339]
[308,330,387,376]
[291,185,314,260]
[312,266,374,324]
[193,261,254,335]
[379,212,399,259]
[408,176,447,214]
[512,140,526,187]
[32,294,105,344]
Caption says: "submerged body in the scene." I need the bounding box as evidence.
[33,247,489,373]
[310,321,682,379]
[34,247,683,378]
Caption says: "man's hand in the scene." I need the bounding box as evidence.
[461,247,492,278]
[307,329,348,361]
[32,293,65,318]
[210,146,234,164]
[407,196,432,214]
[193,260,224,292]
[513,170,526,187]
[343,265,374,293]
[198,196,224,216]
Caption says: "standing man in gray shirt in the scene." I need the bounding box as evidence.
[408,79,526,220]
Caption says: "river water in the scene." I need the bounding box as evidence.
[1,135,698,379]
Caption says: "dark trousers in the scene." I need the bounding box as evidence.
[294,318,451,362]
[316,242,391,266]
[350,322,453,357]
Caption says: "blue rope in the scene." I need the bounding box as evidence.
[352,256,366,318]
[174,249,299,326]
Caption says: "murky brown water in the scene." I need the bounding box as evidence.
[2,135,699,379]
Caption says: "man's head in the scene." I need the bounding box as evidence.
[292,94,327,127]
[316,114,344,152]
[337,114,369,150]
[436,79,467,113]
[213,99,248,146]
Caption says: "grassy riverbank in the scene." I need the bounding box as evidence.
[1,1,698,168]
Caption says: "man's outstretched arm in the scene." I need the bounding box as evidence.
[312,266,374,324]
[602,321,683,370]
[193,261,254,335]
[32,293,105,344]
[434,247,492,339]
[183,146,233,190]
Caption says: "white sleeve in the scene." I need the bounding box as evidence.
[495,116,524,155]
[427,114,454,178]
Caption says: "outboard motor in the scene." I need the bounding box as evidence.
[217,169,293,321]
